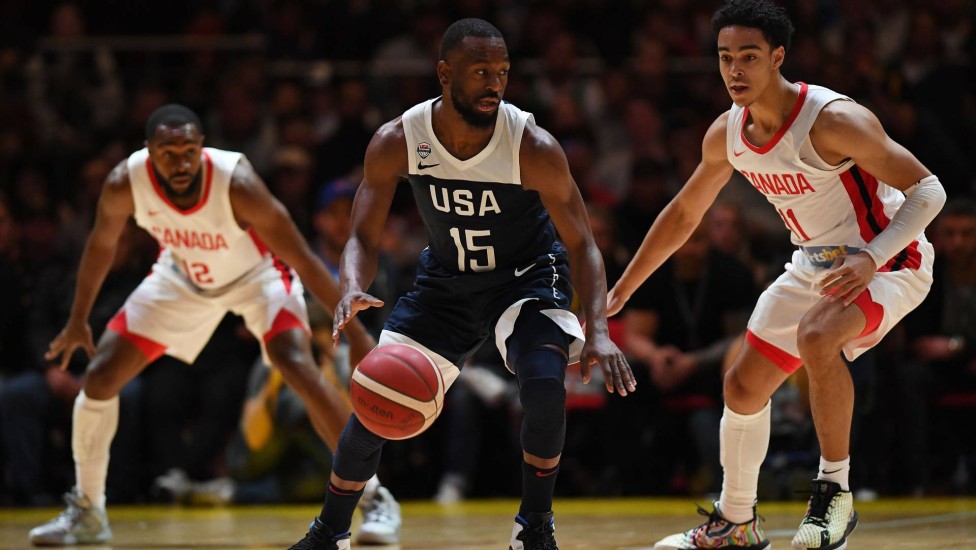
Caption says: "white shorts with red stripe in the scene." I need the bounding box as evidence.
[746,244,934,373]
[108,254,309,365]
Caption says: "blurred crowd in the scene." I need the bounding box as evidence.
[0,0,974,507]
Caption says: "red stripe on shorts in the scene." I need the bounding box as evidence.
[262,308,309,343]
[107,310,167,362]
[745,330,803,374]
[852,288,884,338]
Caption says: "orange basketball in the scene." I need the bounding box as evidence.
[350,343,445,440]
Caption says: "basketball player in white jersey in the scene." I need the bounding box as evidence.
[30,105,402,546]
[290,18,635,550]
[607,1,946,549]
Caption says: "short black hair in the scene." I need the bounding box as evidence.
[145,104,203,141]
[439,18,504,60]
[941,197,976,219]
[712,0,795,52]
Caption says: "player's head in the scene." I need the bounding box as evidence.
[935,198,976,259]
[145,104,205,199]
[438,18,508,129]
[712,0,795,106]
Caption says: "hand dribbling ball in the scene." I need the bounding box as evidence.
[350,343,445,440]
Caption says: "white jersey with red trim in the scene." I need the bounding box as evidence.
[127,147,270,289]
[727,82,924,271]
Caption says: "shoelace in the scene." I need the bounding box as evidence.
[518,521,557,550]
[795,489,831,527]
[363,494,396,522]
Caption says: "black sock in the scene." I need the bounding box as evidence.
[519,461,559,518]
[318,483,364,536]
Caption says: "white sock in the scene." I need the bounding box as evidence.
[817,456,850,491]
[72,391,119,509]
[363,474,381,497]
[718,401,771,524]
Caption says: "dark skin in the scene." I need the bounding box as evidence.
[332,36,635,488]
[45,123,374,451]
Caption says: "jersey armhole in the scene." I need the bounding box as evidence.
[512,112,533,186]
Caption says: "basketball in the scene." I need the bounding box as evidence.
[350,344,445,440]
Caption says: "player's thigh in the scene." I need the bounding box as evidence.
[228,265,311,364]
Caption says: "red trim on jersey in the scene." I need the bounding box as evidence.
[145,150,213,215]
[840,166,922,271]
[852,288,884,338]
[740,82,809,154]
[746,329,802,374]
[247,228,294,293]
[107,311,167,362]
[263,308,309,344]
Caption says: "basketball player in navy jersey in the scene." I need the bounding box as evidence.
[290,18,635,550]
[30,105,401,546]
[607,1,946,549]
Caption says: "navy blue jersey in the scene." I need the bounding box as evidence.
[402,98,558,274]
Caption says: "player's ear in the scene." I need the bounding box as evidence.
[771,45,785,70]
[436,60,451,87]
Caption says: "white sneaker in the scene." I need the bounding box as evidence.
[792,480,858,549]
[434,473,466,505]
[29,489,112,546]
[356,485,401,544]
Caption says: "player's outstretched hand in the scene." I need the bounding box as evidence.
[333,291,384,346]
[580,332,636,397]
[818,251,878,307]
[45,321,96,371]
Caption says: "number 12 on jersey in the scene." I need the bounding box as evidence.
[449,227,496,272]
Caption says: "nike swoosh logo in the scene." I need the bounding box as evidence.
[514,263,536,277]
[821,468,842,474]
[733,148,746,157]
[417,162,440,170]
[148,210,161,216]
[535,469,558,478]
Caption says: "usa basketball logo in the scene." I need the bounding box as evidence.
[417,142,432,159]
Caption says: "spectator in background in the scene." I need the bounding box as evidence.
[613,157,674,255]
[0,223,148,506]
[608,218,757,496]
[900,199,976,494]
[269,146,316,238]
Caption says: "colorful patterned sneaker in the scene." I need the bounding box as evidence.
[289,518,351,550]
[356,485,401,544]
[653,502,770,549]
[29,488,112,546]
[510,511,558,550]
[791,480,858,550]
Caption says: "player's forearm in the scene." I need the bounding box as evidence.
[339,236,380,294]
[615,202,699,300]
[67,239,117,324]
[862,175,946,266]
[569,243,610,333]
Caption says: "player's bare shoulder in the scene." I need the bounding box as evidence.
[702,111,733,163]
[519,121,569,192]
[810,100,883,163]
[99,159,136,214]
[365,116,409,180]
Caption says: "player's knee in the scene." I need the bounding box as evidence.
[332,414,386,482]
[796,321,840,363]
[266,344,312,378]
[84,360,126,399]
[518,374,566,458]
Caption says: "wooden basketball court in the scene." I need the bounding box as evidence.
[2,497,974,549]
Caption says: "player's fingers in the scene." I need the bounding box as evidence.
[843,285,867,307]
[59,344,76,371]
[618,357,637,392]
[578,359,592,384]
[84,341,96,358]
[610,357,628,397]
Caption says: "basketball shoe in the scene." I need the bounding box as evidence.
[509,511,558,550]
[289,518,351,550]
[791,480,858,549]
[357,485,401,544]
[653,501,770,549]
[28,488,112,546]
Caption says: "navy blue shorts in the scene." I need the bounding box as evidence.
[384,247,575,368]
